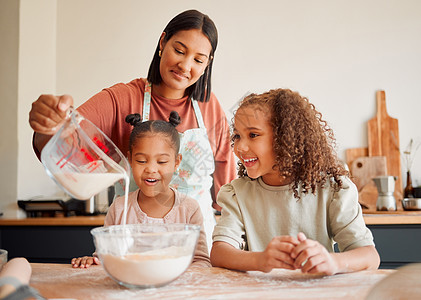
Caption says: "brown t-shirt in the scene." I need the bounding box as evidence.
[77,78,236,203]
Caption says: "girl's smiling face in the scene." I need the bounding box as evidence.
[157,29,212,99]
[233,106,281,186]
[129,133,181,199]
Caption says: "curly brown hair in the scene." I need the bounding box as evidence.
[233,89,348,199]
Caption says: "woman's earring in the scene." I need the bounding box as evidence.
[158,50,162,57]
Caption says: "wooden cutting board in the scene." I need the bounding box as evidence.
[350,156,387,210]
[367,91,403,202]
[345,147,368,168]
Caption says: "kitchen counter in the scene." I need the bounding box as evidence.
[29,263,395,299]
[0,210,419,226]
[363,210,421,225]
[2,212,421,267]
[0,215,105,226]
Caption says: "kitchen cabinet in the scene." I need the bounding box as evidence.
[368,224,421,268]
[1,214,420,267]
[0,216,104,263]
[363,212,421,268]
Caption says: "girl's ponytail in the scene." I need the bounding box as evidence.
[125,113,142,126]
[168,111,181,127]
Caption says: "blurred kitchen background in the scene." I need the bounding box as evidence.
[1,0,421,216]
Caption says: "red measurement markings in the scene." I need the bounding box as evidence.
[56,143,76,169]
[80,148,94,162]
[54,136,107,172]
[93,137,110,155]
[80,148,104,173]
[87,160,101,172]
[56,136,79,169]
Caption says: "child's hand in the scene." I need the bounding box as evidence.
[291,232,338,275]
[257,236,299,272]
[71,256,100,268]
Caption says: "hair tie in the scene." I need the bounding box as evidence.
[125,113,142,126]
[168,111,181,127]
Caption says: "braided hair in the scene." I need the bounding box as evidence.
[125,111,181,156]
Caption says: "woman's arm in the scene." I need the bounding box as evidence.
[32,132,53,159]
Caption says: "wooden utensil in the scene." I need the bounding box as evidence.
[367,91,403,204]
[350,156,387,210]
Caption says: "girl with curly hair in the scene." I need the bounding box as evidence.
[211,89,380,275]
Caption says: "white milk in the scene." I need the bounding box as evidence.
[53,173,124,200]
[121,173,130,226]
[102,249,191,286]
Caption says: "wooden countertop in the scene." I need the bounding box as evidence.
[213,211,421,226]
[0,215,105,226]
[1,211,420,226]
[29,263,395,299]
[363,210,421,225]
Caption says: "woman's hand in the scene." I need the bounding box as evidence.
[29,94,74,135]
[257,236,299,273]
[71,256,100,269]
[291,232,339,275]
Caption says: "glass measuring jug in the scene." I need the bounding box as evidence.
[41,108,130,200]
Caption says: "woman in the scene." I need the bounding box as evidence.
[29,9,236,249]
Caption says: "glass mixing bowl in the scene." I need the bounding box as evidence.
[91,224,200,289]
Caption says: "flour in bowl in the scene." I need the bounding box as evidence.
[102,248,192,287]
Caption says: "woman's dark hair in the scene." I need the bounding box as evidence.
[125,111,181,155]
[147,9,218,103]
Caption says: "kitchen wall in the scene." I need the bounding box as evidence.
[1,0,421,214]
[0,0,19,209]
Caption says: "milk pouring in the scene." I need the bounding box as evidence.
[41,108,130,209]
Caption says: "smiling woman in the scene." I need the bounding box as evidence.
[154,29,213,100]
[29,9,236,254]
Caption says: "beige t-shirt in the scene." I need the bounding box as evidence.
[213,176,374,253]
[105,188,210,267]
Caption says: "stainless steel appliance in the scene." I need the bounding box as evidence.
[373,176,397,211]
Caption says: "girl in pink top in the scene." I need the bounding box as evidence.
[71,111,210,268]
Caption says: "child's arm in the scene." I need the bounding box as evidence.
[71,211,111,268]
[71,197,118,268]
[211,236,299,272]
[291,232,380,275]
